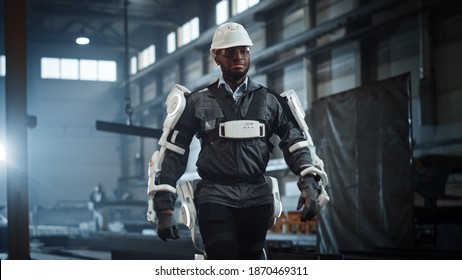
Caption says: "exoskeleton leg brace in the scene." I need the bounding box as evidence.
[146,84,191,223]
[266,176,283,227]
[176,176,282,260]
[280,90,330,207]
[176,180,205,258]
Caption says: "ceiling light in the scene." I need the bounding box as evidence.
[76,37,90,45]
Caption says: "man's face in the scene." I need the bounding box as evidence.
[215,46,251,81]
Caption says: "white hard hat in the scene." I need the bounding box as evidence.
[210,22,253,52]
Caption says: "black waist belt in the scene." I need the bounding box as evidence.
[202,176,266,186]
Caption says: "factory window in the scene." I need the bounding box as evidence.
[130,56,137,75]
[167,32,176,54]
[0,55,5,76]
[40,57,117,82]
[96,60,117,82]
[61,58,79,80]
[232,0,259,16]
[129,44,155,75]
[138,44,156,71]
[315,43,359,98]
[79,59,98,81]
[216,0,229,25]
[41,57,60,79]
[178,17,200,47]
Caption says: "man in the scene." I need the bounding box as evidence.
[149,22,326,259]
[88,183,107,230]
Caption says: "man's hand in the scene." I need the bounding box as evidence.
[156,211,180,242]
[296,175,321,222]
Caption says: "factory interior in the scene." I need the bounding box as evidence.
[1,0,461,260]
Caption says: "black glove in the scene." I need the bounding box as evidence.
[296,175,321,222]
[156,212,180,242]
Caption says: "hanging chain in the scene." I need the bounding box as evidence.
[124,0,133,125]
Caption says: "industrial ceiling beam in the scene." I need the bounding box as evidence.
[95,121,162,138]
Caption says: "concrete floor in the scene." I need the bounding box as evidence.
[2,224,461,260]
[1,226,318,260]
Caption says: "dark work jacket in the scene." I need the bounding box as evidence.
[154,78,313,210]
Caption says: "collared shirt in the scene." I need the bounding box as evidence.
[218,75,248,101]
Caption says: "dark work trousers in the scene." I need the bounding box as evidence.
[197,202,272,260]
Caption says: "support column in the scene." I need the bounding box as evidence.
[5,0,30,260]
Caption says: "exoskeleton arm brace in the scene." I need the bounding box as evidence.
[280,89,330,207]
[146,84,191,223]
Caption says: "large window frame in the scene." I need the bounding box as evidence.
[40,57,117,82]
[0,55,5,77]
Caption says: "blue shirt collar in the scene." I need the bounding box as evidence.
[218,75,248,93]
[218,76,248,101]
